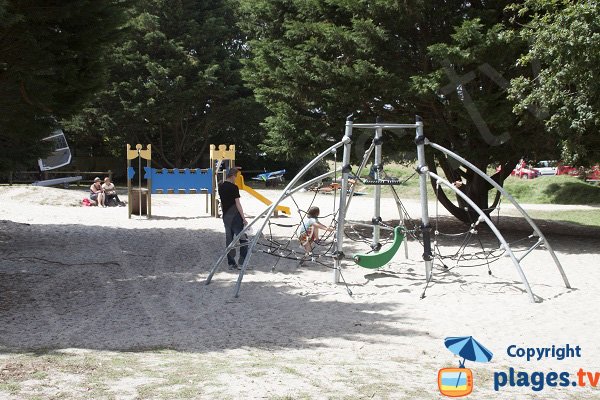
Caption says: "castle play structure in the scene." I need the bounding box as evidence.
[206,116,571,303]
[126,144,290,219]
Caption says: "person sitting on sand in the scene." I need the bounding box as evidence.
[298,206,334,256]
[90,177,105,207]
[102,177,124,206]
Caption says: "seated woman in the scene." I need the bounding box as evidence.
[298,206,334,256]
[102,177,124,206]
[90,177,105,207]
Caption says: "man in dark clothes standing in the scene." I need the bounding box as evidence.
[219,167,248,269]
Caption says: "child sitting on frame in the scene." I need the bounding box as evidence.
[298,206,334,256]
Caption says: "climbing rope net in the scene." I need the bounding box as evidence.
[234,149,550,302]
[207,118,569,303]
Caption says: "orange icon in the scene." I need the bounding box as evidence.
[438,368,473,397]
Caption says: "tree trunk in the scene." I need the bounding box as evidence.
[427,153,516,225]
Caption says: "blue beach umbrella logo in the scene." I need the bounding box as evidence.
[438,336,493,397]
[445,336,494,367]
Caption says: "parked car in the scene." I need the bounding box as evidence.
[533,160,558,176]
[556,163,579,176]
[511,160,540,179]
[585,165,600,183]
[512,166,539,179]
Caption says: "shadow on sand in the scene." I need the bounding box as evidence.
[0,220,424,353]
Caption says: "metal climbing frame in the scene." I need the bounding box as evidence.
[207,116,569,302]
[423,140,571,299]
[206,116,428,296]
[347,118,569,302]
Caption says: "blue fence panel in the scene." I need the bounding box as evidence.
[142,167,213,194]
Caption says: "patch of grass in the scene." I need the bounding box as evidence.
[270,394,312,400]
[281,366,302,377]
[31,371,48,380]
[356,381,401,398]
[528,210,600,227]
[0,382,21,395]
[248,370,267,378]
[329,161,600,206]
[502,176,600,204]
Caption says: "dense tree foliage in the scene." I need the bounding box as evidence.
[509,0,600,164]
[3,0,598,223]
[67,0,266,168]
[0,0,127,170]
[238,0,546,222]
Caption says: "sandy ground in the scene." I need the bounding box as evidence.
[1,185,600,399]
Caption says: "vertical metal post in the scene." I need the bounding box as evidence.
[334,115,354,283]
[415,116,433,281]
[372,116,383,251]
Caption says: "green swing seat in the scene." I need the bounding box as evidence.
[352,226,405,269]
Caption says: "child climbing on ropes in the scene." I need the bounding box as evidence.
[298,206,334,257]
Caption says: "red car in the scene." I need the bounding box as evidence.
[556,163,579,176]
[511,160,540,179]
[511,167,539,179]
[585,165,600,182]
[554,163,599,181]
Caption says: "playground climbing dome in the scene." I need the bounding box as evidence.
[206,116,570,303]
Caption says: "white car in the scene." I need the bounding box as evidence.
[534,160,557,176]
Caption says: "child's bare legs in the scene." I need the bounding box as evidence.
[98,192,106,207]
[304,227,319,254]
[302,241,314,254]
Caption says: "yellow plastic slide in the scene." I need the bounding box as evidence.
[235,174,291,216]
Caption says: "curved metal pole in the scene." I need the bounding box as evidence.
[206,167,344,286]
[426,140,570,288]
[429,171,537,303]
[206,138,350,297]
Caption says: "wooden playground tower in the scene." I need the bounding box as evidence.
[126,144,152,218]
[126,143,290,218]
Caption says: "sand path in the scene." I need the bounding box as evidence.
[1,185,599,399]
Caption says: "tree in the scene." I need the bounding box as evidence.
[67,0,266,168]
[0,0,128,170]
[509,0,600,165]
[238,0,546,223]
